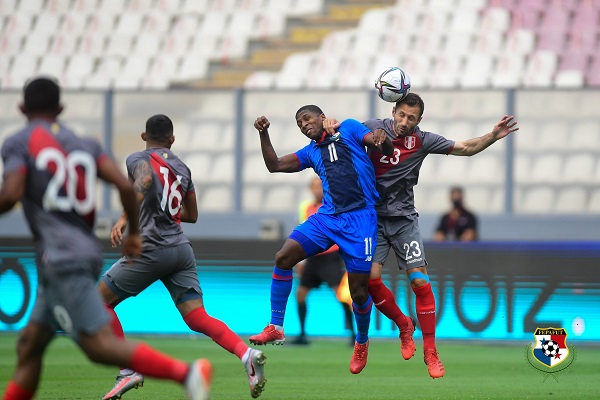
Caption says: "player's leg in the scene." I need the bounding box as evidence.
[168,243,267,398]
[406,265,445,378]
[98,254,160,399]
[293,284,310,344]
[79,324,211,400]
[322,252,355,345]
[177,298,267,398]
[293,255,322,345]
[346,271,372,374]
[2,321,54,400]
[369,219,415,358]
[336,208,378,374]
[251,216,331,346]
[49,258,211,399]
[329,283,355,346]
[249,237,306,345]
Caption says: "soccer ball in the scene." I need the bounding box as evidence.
[542,340,559,357]
[374,67,411,103]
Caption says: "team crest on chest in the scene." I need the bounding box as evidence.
[404,136,416,149]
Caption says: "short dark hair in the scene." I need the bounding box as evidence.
[396,93,424,118]
[295,105,323,119]
[23,76,60,113]
[145,114,173,141]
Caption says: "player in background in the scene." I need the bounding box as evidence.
[292,176,355,346]
[0,77,211,400]
[97,114,267,399]
[248,105,394,374]
[324,92,519,378]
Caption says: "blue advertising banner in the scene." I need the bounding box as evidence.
[1,240,598,342]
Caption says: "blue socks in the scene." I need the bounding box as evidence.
[352,295,373,344]
[270,267,293,326]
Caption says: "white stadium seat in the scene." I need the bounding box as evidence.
[516,186,555,214]
[561,154,596,184]
[554,188,588,214]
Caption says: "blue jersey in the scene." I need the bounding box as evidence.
[294,119,379,214]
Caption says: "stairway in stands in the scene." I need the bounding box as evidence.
[190,0,395,88]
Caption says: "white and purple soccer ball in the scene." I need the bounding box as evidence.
[374,67,411,103]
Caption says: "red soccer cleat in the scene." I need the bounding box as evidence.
[400,317,417,360]
[349,340,369,374]
[249,324,285,346]
[424,349,445,379]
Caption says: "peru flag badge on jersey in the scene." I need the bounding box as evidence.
[532,327,570,368]
[404,136,416,149]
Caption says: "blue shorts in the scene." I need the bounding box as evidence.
[290,208,377,274]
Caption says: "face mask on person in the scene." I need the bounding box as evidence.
[452,199,463,209]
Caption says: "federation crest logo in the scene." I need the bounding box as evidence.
[404,136,416,149]
[525,327,576,381]
[532,328,569,367]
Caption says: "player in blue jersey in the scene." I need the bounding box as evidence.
[0,77,211,400]
[248,105,394,374]
[324,93,519,379]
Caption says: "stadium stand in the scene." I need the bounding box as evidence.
[0,0,599,217]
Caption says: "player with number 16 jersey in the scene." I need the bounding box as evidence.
[98,115,267,400]
[126,146,192,249]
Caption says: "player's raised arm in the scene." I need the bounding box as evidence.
[451,115,519,156]
[363,128,394,156]
[255,115,300,173]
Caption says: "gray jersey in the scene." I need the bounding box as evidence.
[1,120,105,263]
[363,118,455,217]
[126,148,194,249]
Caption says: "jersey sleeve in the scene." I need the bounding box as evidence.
[185,165,195,194]
[362,118,386,132]
[1,134,28,176]
[422,131,455,155]
[125,152,145,178]
[340,118,372,144]
[294,145,312,171]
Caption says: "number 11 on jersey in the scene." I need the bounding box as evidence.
[364,237,373,262]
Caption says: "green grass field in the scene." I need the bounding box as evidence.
[1,334,599,400]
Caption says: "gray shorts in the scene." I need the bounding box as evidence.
[102,242,202,305]
[30,258,109,340]
[373,214,428,271]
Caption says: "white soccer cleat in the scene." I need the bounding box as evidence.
[185,359,212,400]
[102,372,144,400]
[245,349,267,398]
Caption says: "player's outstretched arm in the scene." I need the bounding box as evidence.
[255,115,299,173]
[451,115,519,156]
[0,171,25,215]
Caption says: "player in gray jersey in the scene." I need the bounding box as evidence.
[0,77,211,400]
[325,92,518,379]
[97,114,267,400]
